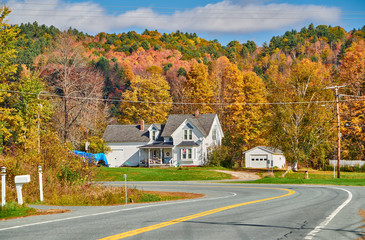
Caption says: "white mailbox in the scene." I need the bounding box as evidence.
[14,175,31,205]
[15,175,31,184]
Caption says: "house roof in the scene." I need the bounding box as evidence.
[103,124,163,143]
[243,146,284,155]
[161,113,217,137]
[177,141,200,147]
[139,142,173,149]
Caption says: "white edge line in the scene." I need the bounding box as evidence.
[0,192,237,232]
[304,187,353,240]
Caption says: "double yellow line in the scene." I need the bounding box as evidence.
[100,187,295,240]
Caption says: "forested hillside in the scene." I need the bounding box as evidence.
[4,15,365,169]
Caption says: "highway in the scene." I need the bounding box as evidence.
[0,182,364,240]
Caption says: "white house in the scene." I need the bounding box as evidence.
[244,146,286,169]
[103,110,224,167]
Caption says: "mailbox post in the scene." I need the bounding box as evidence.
[15,175,31,205]
[1,167,5,206]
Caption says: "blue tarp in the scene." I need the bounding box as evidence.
[71,150,109,166]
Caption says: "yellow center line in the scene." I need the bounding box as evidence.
[99,187,295,240]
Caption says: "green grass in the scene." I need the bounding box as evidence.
[238,169,365,186]
[0,202,38,219]
[95,167,232,181]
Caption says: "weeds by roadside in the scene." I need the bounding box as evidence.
[358,209,365,240]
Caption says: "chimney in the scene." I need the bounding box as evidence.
[194,109,199,118]
[140,120,144,131]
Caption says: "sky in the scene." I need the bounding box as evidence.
[3,0,365,46]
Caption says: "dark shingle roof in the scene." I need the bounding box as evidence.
[139,142,173,149]
[161,114,216,137]
[103,124,163,143]
[177,141,199,147]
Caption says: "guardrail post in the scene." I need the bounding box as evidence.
[1,167,6,206]
[38,166,43,202]
[124,174,127,204]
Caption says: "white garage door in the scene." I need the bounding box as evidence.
[107,149,124,167]
[250,154,268,168]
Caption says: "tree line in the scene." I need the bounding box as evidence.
[1,6,365,169]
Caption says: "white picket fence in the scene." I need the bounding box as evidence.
[329,160,365,167]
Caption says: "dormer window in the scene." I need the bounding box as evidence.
[152,131,156,140]
[184,129,192,140]
[150,125,159,141]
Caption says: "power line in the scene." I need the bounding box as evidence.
[2,89,365,106]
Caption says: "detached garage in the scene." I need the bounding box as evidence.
[244,146,286,169]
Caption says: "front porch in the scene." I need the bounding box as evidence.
[138,142,176,167]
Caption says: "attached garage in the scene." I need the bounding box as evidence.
[244,146,286,169]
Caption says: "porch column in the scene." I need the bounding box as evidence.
[138,149,140,164]
[148,149,151,168]
[160,148,162,164]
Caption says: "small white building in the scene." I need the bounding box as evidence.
[244,146,286,169]
[103,111,224,167]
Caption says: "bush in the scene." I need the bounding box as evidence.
[207,145,233,168]
[80,136,110,154]
[323,164,365,172]
[0,132,95,204]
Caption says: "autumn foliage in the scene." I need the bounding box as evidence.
[1,5,365,174]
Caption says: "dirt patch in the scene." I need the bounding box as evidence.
[357,209,365,240]
[214,170,261,180]
[144,191,204,200]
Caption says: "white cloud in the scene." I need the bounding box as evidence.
[6,0,341,34]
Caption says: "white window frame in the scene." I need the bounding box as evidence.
[182,148,192,159]
[184,129,193,140]
[152,131,156,141]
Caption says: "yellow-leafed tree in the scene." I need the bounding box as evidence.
[339,40,365,159]
[118,73,172,124]
[181,62,214,114]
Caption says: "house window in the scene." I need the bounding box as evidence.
[182,148,192,159]
[184,129,192,140]
[188,149,192,158]
[212,129,217,140]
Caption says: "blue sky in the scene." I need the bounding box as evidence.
[5,0,365,46]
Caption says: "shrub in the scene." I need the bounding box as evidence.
[207,145,233,168]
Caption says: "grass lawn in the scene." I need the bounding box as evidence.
[0,202,38,220]
[239,169,365,186]
[94,167,232,181]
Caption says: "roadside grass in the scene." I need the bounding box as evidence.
[39,184,203,206]
[94,167,232,181]
[0,202,38,219]
[238,169,365,186]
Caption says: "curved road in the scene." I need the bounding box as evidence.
[0,182,364,240]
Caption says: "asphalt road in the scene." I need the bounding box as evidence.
[0,182,364,240]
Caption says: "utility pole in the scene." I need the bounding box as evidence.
[335,87,341,179]
[326,85,346,179]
